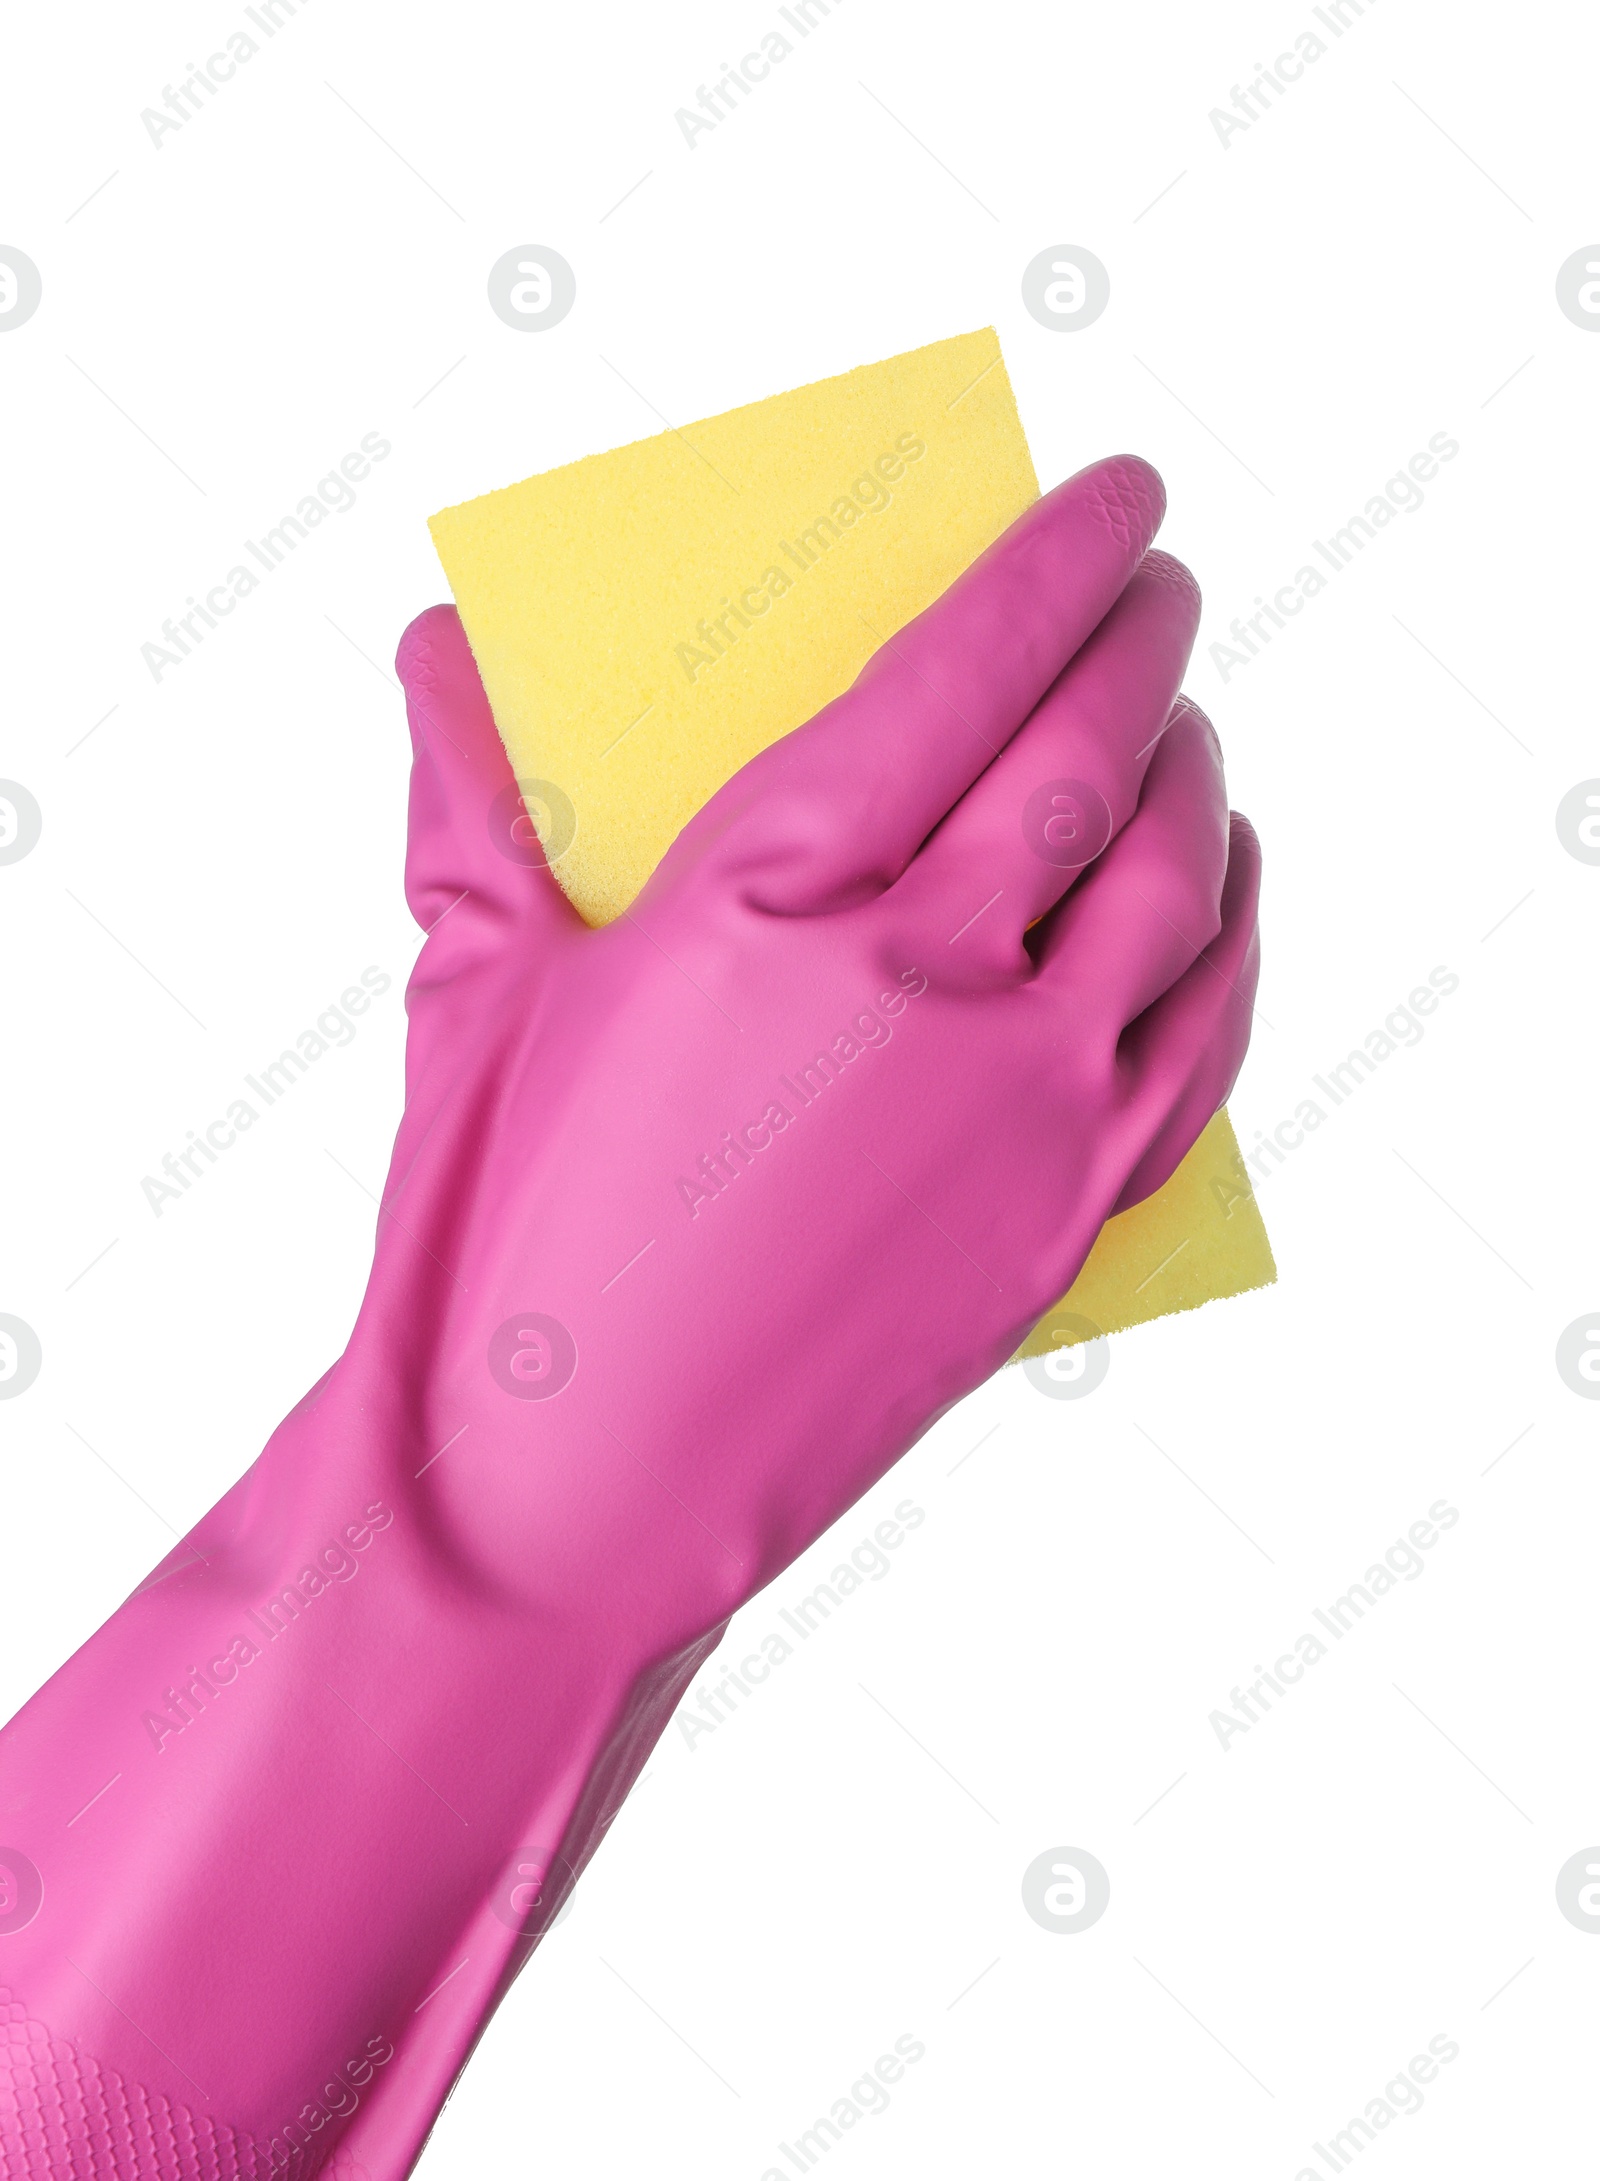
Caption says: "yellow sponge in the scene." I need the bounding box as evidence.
[429,329,1274,1352]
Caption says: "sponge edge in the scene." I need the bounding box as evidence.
[1013,1111,1276,1355]
[428,327,1275,1354]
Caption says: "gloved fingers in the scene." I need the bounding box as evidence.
[1107,811,1263,1215]
[892,552,1201,961]
[700,455,1166,911]
[396,604,582,955]
[1029,704,1230,1026]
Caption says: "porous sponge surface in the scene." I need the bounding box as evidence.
[1021,1110,1274,1351]
[429,328,1274,1346]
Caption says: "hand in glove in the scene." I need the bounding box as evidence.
[0,455,1259,2180]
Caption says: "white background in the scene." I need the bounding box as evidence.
[1,0,1596,2175]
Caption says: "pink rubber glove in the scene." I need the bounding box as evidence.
[0,456,1259,2179]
